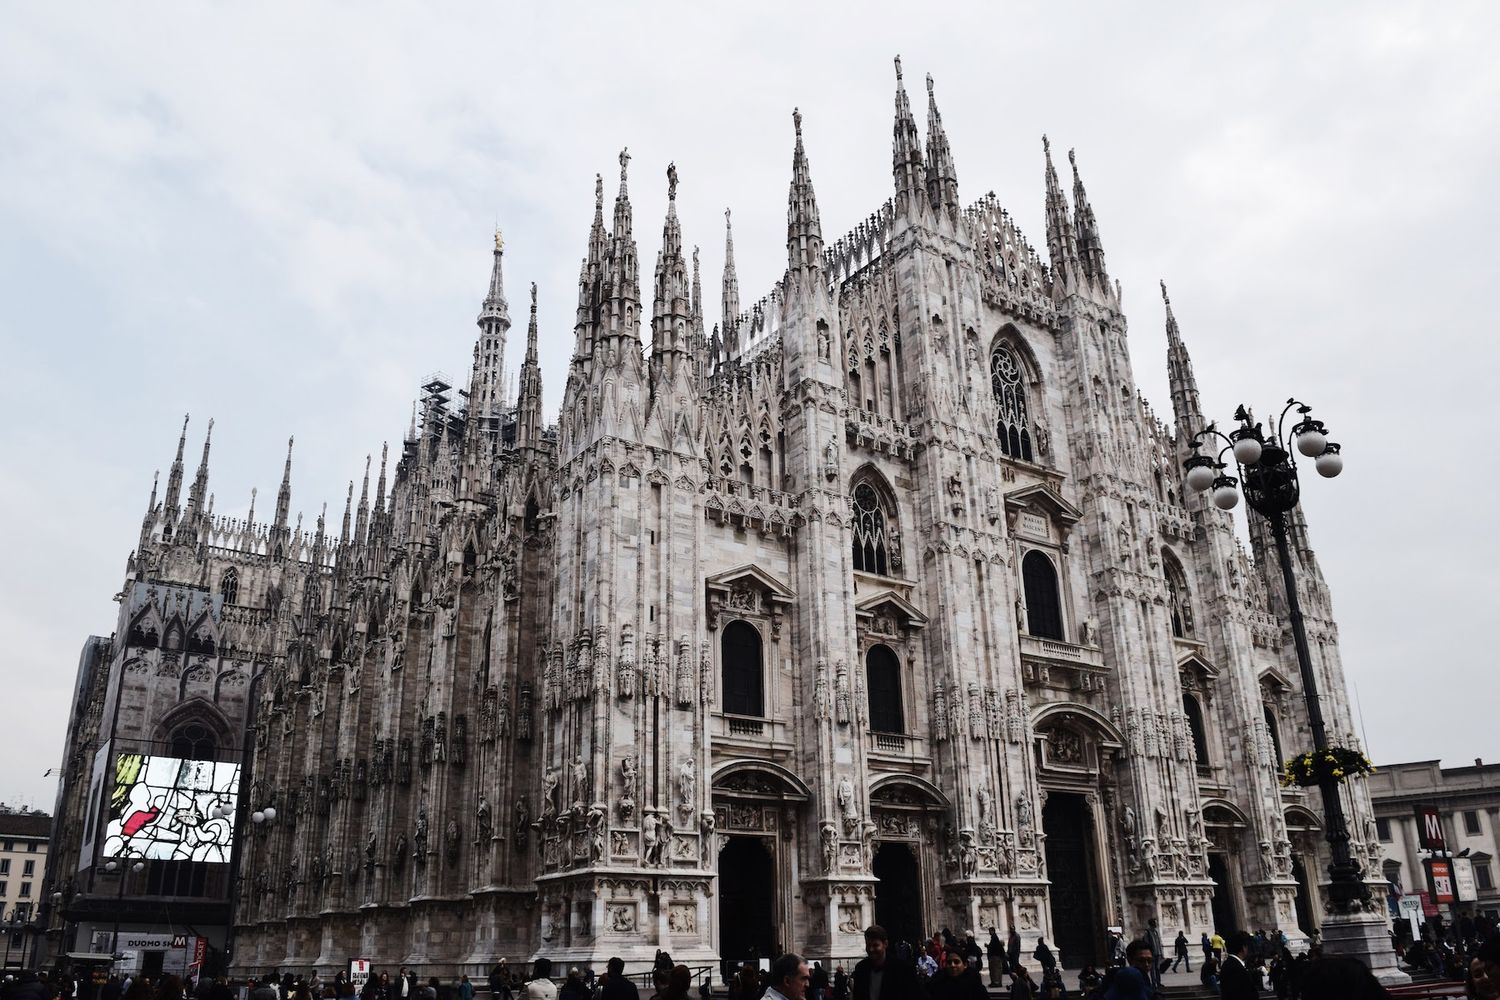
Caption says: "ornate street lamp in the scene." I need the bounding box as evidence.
[1183,400,1369,912]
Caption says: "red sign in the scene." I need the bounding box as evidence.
[1418,890,1439,917]
[1416,805,1446,851]
[1428,859,1457,904]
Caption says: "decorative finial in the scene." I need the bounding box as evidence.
[595,172,604,207]
[894,55,903,81]
[725,206,731,225]
[667,161,678,201]
[1160,279,1171,304]
[925,72,934,95]
[494,228,504,252]
[530,281,538,309]
[619,147,630,182]
[1068,147,1077,167]
[1042,134,1051,155]
[793,108,802,137]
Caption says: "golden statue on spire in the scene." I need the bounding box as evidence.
[494,228,504,252]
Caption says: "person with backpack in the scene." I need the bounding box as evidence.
[1031,939,1056,974]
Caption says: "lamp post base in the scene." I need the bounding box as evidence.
[1319,910,1411,986]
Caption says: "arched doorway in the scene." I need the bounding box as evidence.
[1043,793,1102,966]
[718,837,776,966]
[1291,857,1315,935]
[1207,853,1239,934]
[873,842,923,951]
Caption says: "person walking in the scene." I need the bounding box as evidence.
[986,930,1006,985]
[852,926,920,1000]
[1200,933,1212,966]
[457,977,473,1000]
[1007,928,1023,977]
[1171,930,1190,972]
[1209,932,1224,962]
[1031,938,1056,974]
[1005,966,1037,1000]
[808,963,828,1000]
[488,965,513,1000]
[599,959,638,1000]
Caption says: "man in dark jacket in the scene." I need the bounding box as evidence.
[599,958,638,1000]
[1006,928,1022,976]
[852,925,920,1000]
[1218,932,1257,1000]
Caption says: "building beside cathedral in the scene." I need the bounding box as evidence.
[45,61,1393,976]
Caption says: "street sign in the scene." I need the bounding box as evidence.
[1454,857,1479,902]
[171,935,188,949]
[1416,805,1446,851]
[1399,894,1425,932]
[1427,858,1457,904]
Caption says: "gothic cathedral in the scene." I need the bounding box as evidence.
[49,60,1387,974]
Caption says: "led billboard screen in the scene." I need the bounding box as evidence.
[102,753,240,863]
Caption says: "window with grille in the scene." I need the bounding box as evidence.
[991,344,1034,461]
[219,568,239,605]
[852,483,891,576]
[721,620,764,718]
[170,723,217,761]
[866,645,904,735]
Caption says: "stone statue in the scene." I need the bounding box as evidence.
[364,831,377,870]
[413,805,429,862]
[571,755,589,810]
[699,811,716,866]
[823,439,839,481]
[838,777,859,835]
[1015,793,1033,831]
[588,806,606,862]
[513,797,529,848]
[541,766,560,822]
[619,754,638,822]
[976,788,995,842]
[643,812,662,866]
[444,818,460,864]
[820,822,838,874]
[677,756,696,823]
[476,795,493,843]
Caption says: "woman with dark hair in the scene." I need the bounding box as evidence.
[155,977,186,1000]
[926,950,987,1000]
[659,967,692,1000]
[359,977,382,1000]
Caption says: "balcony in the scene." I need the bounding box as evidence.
[711,713,795,755]
[867,730,932,769]
[1019,634,1109,692]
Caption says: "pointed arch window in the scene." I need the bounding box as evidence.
[170,722,217,761]
[866,644,904,734]
[1164,554,1193,639]
[1183,693,1210,763]
[1022,550,1064,640]
[991,344,1034,461]
[852,482,892,576]
[721,620,764,717]
[219,568,239,606]
[1264,706,1284,765]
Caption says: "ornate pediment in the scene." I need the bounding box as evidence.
[1004,483,1082,541]
[705,564,796,604]
[853,589,928,630]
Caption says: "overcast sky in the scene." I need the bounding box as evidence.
[2,3,1495,809]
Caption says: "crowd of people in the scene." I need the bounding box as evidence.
[12,913,1500,1000]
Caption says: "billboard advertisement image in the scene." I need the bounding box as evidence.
[101,753,240,863]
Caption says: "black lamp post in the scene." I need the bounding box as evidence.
[1183,400,1371,912]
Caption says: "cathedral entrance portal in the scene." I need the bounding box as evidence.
[873,842,923,951]
[1043,792,1102,967]
[1207,853,1239,934]
[718,836,777,968]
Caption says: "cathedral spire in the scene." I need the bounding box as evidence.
[786,109,824,272]
[273,436,294,536]
[246,487,257,527]
[471,231,511,429]
[516,283,545,450]
[354,454,371,545]
[1069,147,1108,285]
[163,413,190,515]
[340,479,354,544]
[186,418,214,518]
[1162,280,1204,435]
[1043,136,1078,283]
[573,173,608,367]
[891,55,927,219]
[721,207,740,331]
[651,163,695,388]
[923,73,959,220]
[603,148,642,352]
